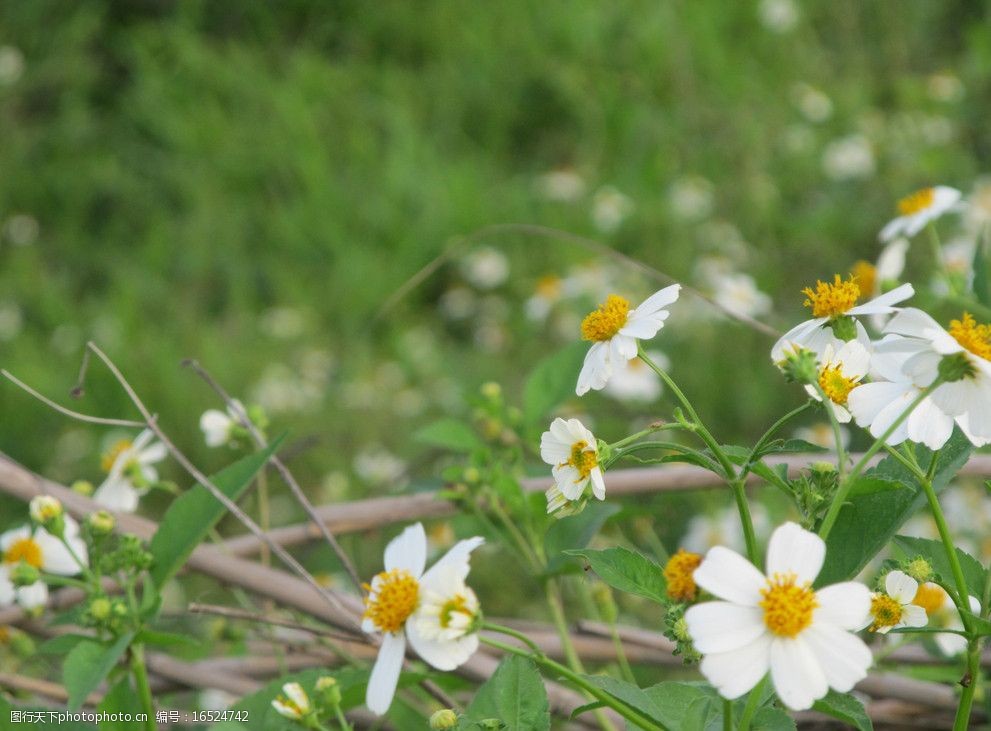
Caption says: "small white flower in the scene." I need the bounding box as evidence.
[685,522,872,711]
[821,135,875,181]
[94,430,168,513]
[879,186,962,242]
[758,0,799,32]
[200,400,246,448]
[540,418,606,511]
[804,340,870,423]
[602,351,666,403]
[576,285,680,396]
[535,168,586,202]
[592,187,634,233]
[0,516,88,610]
[29,496,63,525]
[461,247,509,290]
[271,682,311,720]
[864,571,927,634]
[363,524,483,715]
[668,176,714,220]
[710,272,773,319]
[918,585,980,656]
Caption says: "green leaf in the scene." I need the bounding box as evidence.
[97,675,145,730]
[565,547,667,604]
[134,628,200,649]
[893,535,987,600]
[544,502,620,574]
[751,707,797,730]
[811,690,872,731]
[414,418,484,453]
[846,476,906,498]
[459,656,550,731]
[752,438,827,461]
[148,436,283,588]
[523,342,586,426]
[36,633,90,655]
[580,676,718,729]
[817,431,972,586]
[63,633,134,711]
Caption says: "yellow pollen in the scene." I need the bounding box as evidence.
[801,275,861,319]
[949,313,991,361]
[3,537,42,569]
[897,187,935,216]
[663,549,703,602]
[562,440,598,481]
[869,593,904,631]
[362,569,419,633]
[850,260,876,298]
[912,583,947,617]
[760,573,818,638]
[101,439,132,472]
[581,294,631,342]
[440,594,473,628]
[818,364,859,405]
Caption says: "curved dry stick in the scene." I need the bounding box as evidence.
[1,369,146,428]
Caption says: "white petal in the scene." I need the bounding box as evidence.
[366,632,406,715]
[0,568,15,606]
[814,582,873,630]
[900,604,928,628]
[769,636,828,711]
[906,399,954,450]
[384,523,427,577]
[847,282,914,316]
[139,441,168,465]
[589,468,606,500]
[698,632,771,700]
[935,630,968,656]
[0,526,31,553]
[35,530,86,576]
[94,476,141,513]
[16,580,48,609]
[692,546,765,606]
[406,620,478,670]
[620,312,668,341]
[765,522,824,585]
[576,343,609,395]
[848,381,912,427]
[885,571,918,604]
[420,537,484,587]
[801,624,872,692]
[634,284,681,315]
[878,216,907,243]
[685,601,766,654]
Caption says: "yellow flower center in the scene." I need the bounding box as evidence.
[581,295,630,342]
[663,549,703,602]
[3,537,42,569]
[898,187,935,216]
[536,274,562,298]
[760,573,818,638]
[850,260,876,298]
[912,583,947,617]
[275,695,304,718]
[949,313,991,361]
[101,439,133,472]
[563,440,598,481]
[869,593,904,631]
[439,594,474,628]
[818,364,859,405]
[362,569,420,633]
[802,275,861,319]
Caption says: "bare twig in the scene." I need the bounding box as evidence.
[187,602,362,643]
[182,358,362,591]
[1,369,147,428]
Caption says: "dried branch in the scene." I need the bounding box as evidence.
[1,369,147,428]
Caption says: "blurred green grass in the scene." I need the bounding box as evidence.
[1,0,990,527]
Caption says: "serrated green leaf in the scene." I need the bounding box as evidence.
[63,632,134,711]
[97,675,144,730]
[893,535,987,600]
[149,436,283,588]
[544,502,620,574]
[460,656,550,731]
[751,707,797,730]
[565,546,666,604]
[811,690,872,731]
[581,676,717,729]
[523,342,586,426]
[414,418,484,452]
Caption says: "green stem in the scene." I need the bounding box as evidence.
[729,478,760,565]
[488,493,543,572]
[482,621,543,654]
[819,380,941,539]
[954,643,980,731]
[609,422,685,451]
[130,642,156,731]
[722,699,732,731]
[743,400,815,476]
[928,222,956,296]
[608,620,636,684]
[604,441,720,473]
[332,706,351,731]
[811,384,847,480]
[480,635,667,731]
[737,676,767,731]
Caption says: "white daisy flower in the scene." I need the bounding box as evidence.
[685,522,872,711]
[602,350,666,403]
[804,339,870,423]
[913,583,980,656]
[199,400,246,448]
[94,430,168,513]
[864,571,927,633]
[770,274,912,363]
[271,682,311,720]
[879,186,962,242]
[363,523,483,715]
[576,285,680,396]
[540,418,606,512]
[0,516,88,609]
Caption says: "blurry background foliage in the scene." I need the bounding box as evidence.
[1,2,991,575]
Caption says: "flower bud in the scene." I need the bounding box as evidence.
[316,675,341,708]
[779,345,819,385]
[29,495,64,536]
[429,709,459,730]
[272,682,311,720]
[480,381,502,401]
[88,597,112,621]
[71,480,95,496]
[904,556,934,583]
[10,562,40,587]
[87,510,116,536]
[828,315,857,342]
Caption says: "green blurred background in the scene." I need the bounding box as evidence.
[2,1,991,555]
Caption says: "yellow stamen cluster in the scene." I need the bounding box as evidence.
[912,583,947,617]
[101,439,132,472]
[363,569,420,633]
[949,313,991,361]
[760,573,818,638]
[663,549,703,602]
[850,260,876,298]
[439,594,473,628]
[898,187,935,216]
[275,695,304,719]
[869,593,903,631]
[818,364,859,405]
[802,275,861,319]
[581,294,630,342]
[563,440,598,481]
[3,538,42,569]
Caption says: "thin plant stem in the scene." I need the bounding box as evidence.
[729,478,759,565]
[736,676,767,731]
[722,698,732,731]
[811,384,847,480]
[608,619,636,684]
[130,642,156,731]
[332,706,351,731]
[928,223,955,296]
[0,370,147,428]
[743,400,815,476]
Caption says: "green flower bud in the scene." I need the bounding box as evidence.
[779,346,819,385]
[87,510,116,536]
[480,381,502,401]
[89,597,113,621]
[828,315,857,342]
[29,495,65,537]
[10,562,40,587]
[429,709,459,730]
[463,467,481,484]
[904,556,934,583]
[71,480,95,497]
[9,630,35,658]
[315,676,341,708]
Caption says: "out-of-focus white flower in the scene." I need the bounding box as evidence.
[0,46,24,85]
[363,524,483,714]
[540,418,606,513]
[864,570,927,634]
[272,682,311,720]
[0,303,23,341]
[251,363,324,414]
[681,503,770,555]
[925,588,979,656]
[685,523,872,710]
[965,178,991,229]
[535,169,586,202]
[794,422,850,450]
[879,186,962,242]
[758,0,799,32]
[94,430,168,513]
[0,516,88,609]
[525,275,565,322]
[603,351,666,403]
[259,307,307,339]
[710,272,772,318]
[461,247,509,290]
[928,73,964,103]
[354,447,407,486]
[592,186,634,233]
[200,400,246,448]
[805,340,870,423]
[668,176,715,220]
[29,496,63,526]
[822,135,875,181]
[3,214,39,246]
[199,689,235,712]
[438,286,476,321]
[577,285,681,395]
[791,83,833,123]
